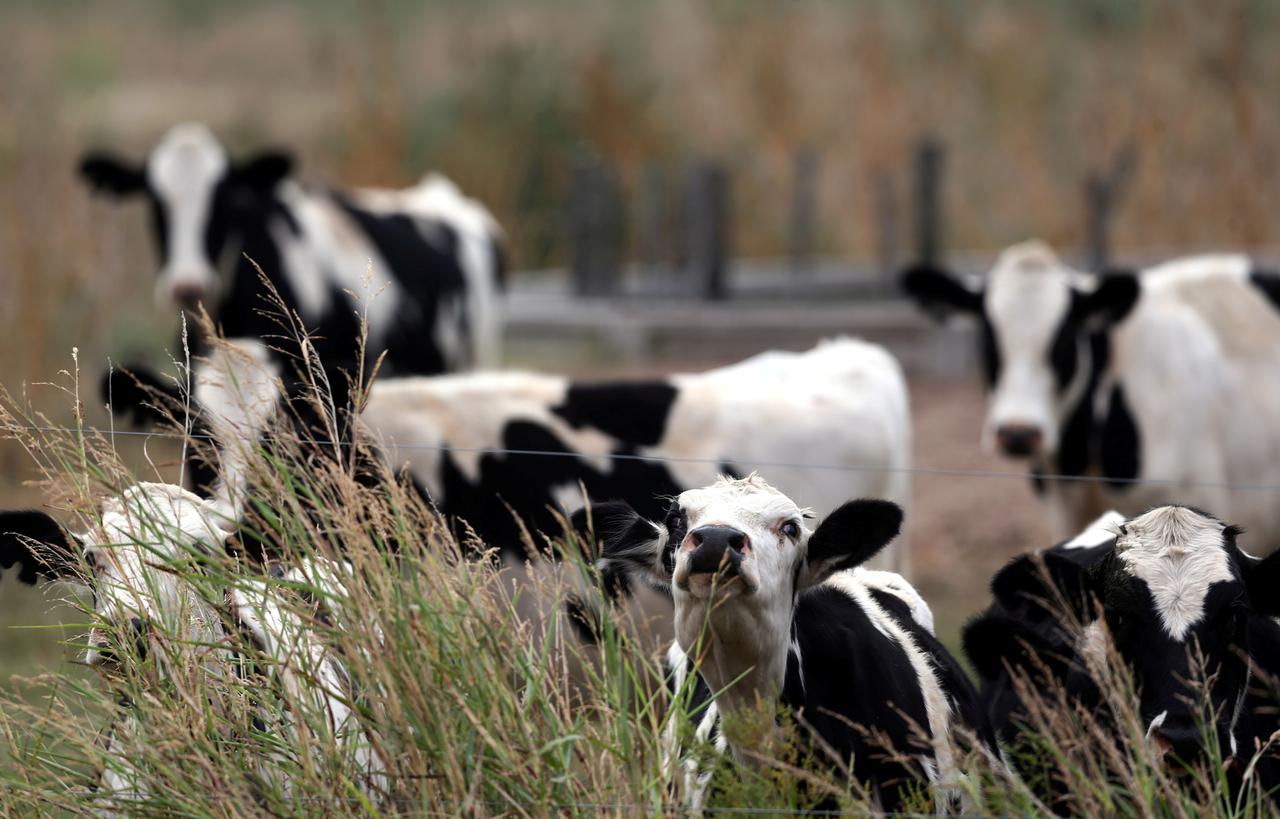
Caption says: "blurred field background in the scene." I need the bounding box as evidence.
[2,0,1279,681]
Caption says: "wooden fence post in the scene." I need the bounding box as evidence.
[1084,144,1137,272]
[789,149,818,274]
[637,163,666,276]
[684,161,731,300]
[874,167,899,292]
[914,138,944,265]
[567,146,622,297]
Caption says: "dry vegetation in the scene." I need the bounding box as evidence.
[0,3,1277,808]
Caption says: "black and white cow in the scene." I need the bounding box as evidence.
[0,482,383,804]
[580,475,991,812]
[902,241,1280,551]
[80,122,504,375]
[107,336,914,575]
[965,505,1280,801]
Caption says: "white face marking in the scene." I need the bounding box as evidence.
[83,483,233,666]
[982,241,1080,455]
[1115,506,1234,641]
[146,123,229,307]
[671,474,809,602]
[669,475,809,718]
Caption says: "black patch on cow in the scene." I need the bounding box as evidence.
[551,382,678,447]
[779,584,989,810]
[718,462,743,480]
[1249,268,1280,311]
[0,511,77,585]
[1047,292,1082,392]
[101,364,184,428]
[1100,385,1140,489]
[979,315,1001,388]
[333,193,469,376]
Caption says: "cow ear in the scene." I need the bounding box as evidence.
[233,150,293,192]
[79,152,147,197]
[1080,272,1140,329]
[992,550,1098,621]
[799,499,902,589]
[900,262,984,321]
[0,511,81,585]
[571,501,670,590]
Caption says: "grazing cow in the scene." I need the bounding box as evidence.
[965,505,1280,800]
[0,483,383,804]
[80,122,504,375]
[581,475,990,812]
[902,241,1280,551]
[107,336,914,575]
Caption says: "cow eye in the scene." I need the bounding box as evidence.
[781,520,800,540]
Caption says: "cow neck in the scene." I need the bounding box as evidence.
[677,592,793,739]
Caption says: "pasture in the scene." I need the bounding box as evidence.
[3,1,1280,814]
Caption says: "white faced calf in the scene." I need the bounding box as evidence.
[583,475,990,812]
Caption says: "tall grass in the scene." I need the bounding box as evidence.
[0,348,1275,815]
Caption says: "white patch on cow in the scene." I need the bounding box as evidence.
[981,240,1084,455]
[853,568,936,634]
[1062,510,1126,550]
[146,123,229,307]
[190,339,283,520]
[550,482,588,517]
[1115,506,1234,641]
[83,482,234,666]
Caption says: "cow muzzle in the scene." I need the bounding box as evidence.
[995,423,1044,457]
[679,526,749,596]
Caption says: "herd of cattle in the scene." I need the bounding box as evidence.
[3,122,1280,810]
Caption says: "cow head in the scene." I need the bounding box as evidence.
[582,475,901,708]
[902,240,1139,461]
[79,123,294,311]
[0,483,234,668]
[994,505,1276,765]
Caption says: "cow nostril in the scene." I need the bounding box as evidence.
[687,531,703,550]
[729,532,749,553]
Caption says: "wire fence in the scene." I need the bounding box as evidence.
[13,422,1280,496]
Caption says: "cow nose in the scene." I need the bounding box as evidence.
[686,526,749,577]
[995,424,1044,457]
[170,283,207,309]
